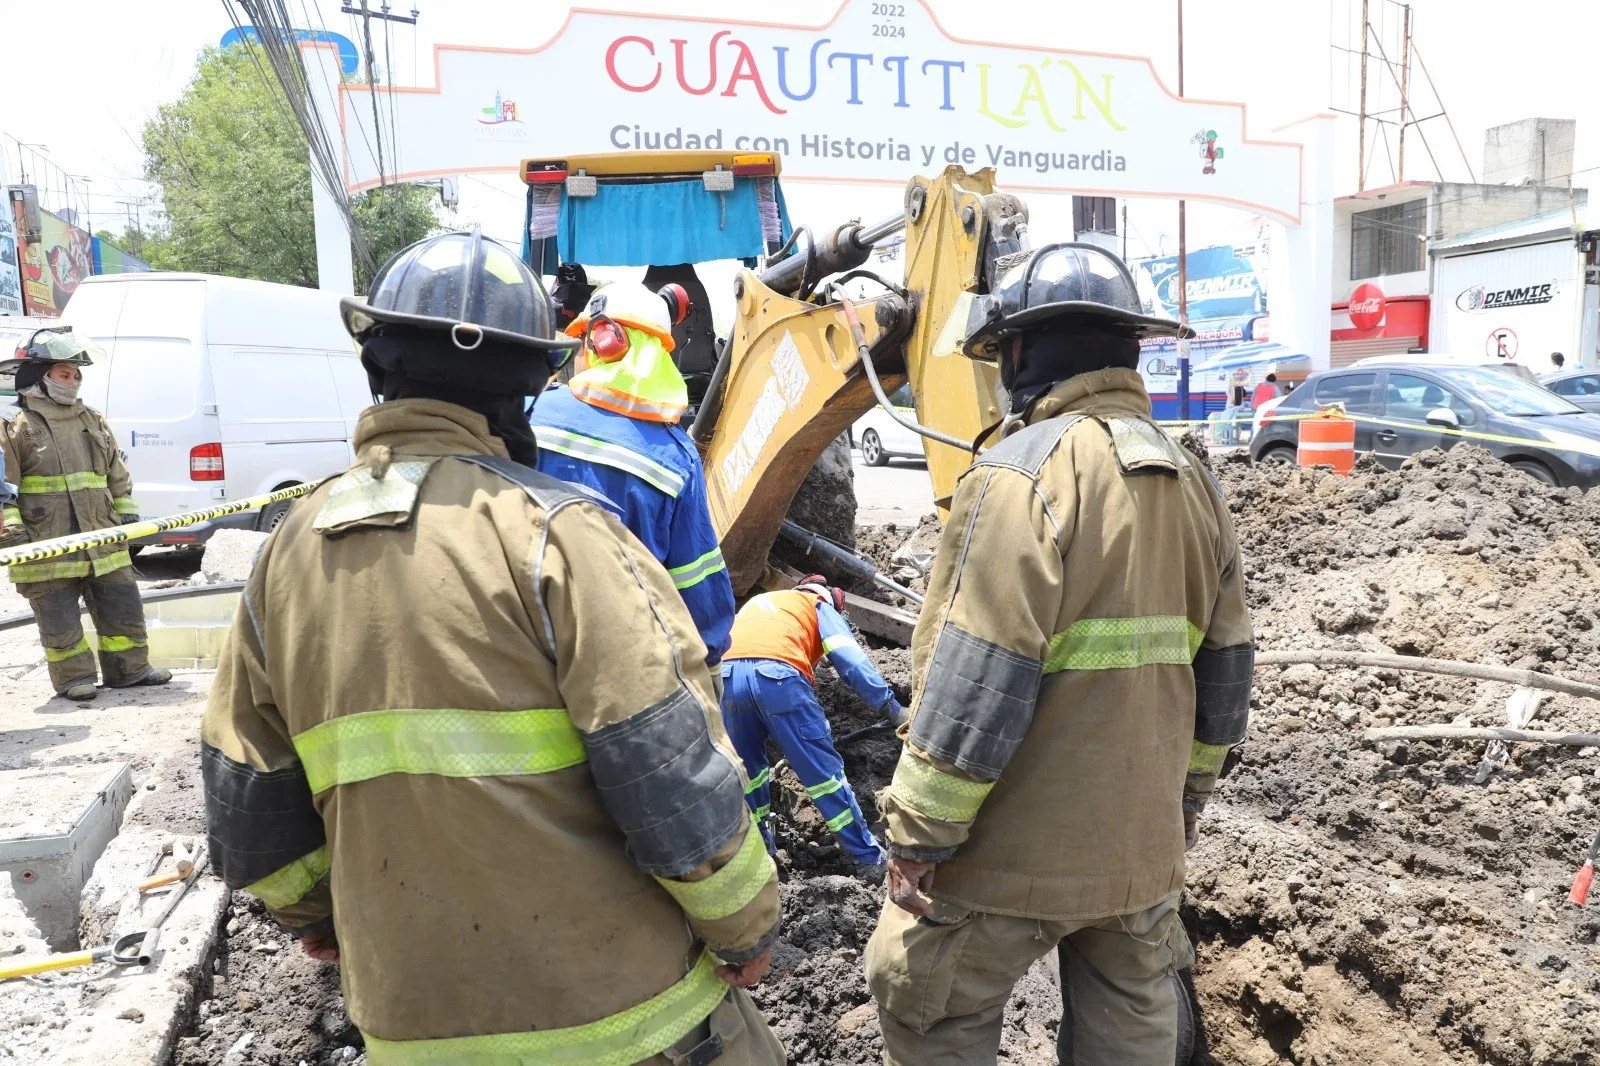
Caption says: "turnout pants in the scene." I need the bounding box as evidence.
[864,892,1191,1066]
[719,659,884,865]
[19,568,152,692]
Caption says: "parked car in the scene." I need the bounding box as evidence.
[56,273,369,546]
[1542,369,1600,413]
[1350,352,1541,384]
[852,383,926,466]
[1250,363,1600,489]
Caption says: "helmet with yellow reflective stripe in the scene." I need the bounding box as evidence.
[0,326,100,375]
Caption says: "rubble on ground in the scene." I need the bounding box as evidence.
[192,531,269,586]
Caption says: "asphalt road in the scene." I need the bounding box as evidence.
[851,453,935,526]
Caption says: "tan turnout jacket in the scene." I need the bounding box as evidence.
[1,396,139,582]
[880,368,1253,921]
[201,399,778,1062]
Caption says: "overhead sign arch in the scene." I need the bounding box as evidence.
[336,0,1305,222]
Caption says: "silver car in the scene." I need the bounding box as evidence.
[1542,369,1600,414]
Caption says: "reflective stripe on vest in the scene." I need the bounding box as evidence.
[1188,740,1231,776]
[246,846,330,910]
[535,426,685,497]
[1043,616,1205,674]
[20,471,108,494]
[292,708,587,795]
[361,948,727,1066]
[668,547,726,591]
[885,747,993,824]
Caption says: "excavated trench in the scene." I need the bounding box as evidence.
[172,443,1600,1065]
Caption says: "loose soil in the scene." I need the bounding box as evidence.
[1185,445,1600,1065]
[160,443,1600,1064]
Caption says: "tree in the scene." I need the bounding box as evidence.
[142,45,437,288]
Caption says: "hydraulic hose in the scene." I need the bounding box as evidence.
[778,519,924,605]
[836,291,975,454]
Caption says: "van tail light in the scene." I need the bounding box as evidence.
[190,443,224,481]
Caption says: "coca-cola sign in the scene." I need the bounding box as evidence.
[1348,282,1387,330]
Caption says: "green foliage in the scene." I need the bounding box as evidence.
[141,44,437,288]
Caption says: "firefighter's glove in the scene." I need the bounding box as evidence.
[117,513,142,525]
[884,701,911,728]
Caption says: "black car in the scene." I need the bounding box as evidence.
[1250,363,1600,489]
[1542,369,1600,414]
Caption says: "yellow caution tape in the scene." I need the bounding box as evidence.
[0,484,314,569]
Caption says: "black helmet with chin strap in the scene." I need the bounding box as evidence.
[340,227,578,398]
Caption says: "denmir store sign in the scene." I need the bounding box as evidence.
[337,0,1304,221]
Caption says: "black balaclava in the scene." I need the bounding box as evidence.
[360,331,550,468]
[1003,323,1141,414]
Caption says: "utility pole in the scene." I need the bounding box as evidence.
[116,201,143,256]
[1357,0,1369,191]
[1176,0,1190,423]
[1396,4,1412,181]
[1121,203,1128,261]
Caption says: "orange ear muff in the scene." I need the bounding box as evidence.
[586,316,631,362]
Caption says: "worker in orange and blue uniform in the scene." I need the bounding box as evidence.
[533,281,736,665]
[722,576,906,871]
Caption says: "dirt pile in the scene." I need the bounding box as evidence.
[1185,446,1600,1064]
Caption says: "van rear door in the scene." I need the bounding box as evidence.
[98,279,214,518]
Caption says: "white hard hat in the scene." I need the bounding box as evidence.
[563,281,688,352]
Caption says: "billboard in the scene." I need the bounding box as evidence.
[0,208,21,317]
[1133,244,1266,320]
[12,204,92,317]
[92,237,152,275]
[335,0,1305,221]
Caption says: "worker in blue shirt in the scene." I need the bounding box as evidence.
[532,281,736,664]
[721,576,907,872]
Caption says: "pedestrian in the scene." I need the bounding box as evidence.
[0,328,171,701]
[200,230,784,1065]
[1252,371,1279,408]
[721,576,906,875]
[864,243,1254,1066]
[533,281,736,668]
[1552,351,1566,370]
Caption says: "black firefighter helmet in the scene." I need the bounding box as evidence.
[339,227,578,396]
[959,242,1193,363]
[0,326,101,393]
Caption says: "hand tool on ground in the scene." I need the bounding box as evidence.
[137,839,195,892]
[0,846,209,982]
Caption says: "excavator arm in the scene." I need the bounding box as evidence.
[689,166,1028,594]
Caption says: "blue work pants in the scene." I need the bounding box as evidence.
[720,659,885,865]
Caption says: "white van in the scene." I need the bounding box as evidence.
[58,273,369,546]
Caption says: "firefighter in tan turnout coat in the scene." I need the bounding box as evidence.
[865,244,1255,1065]
[0,328,171,700]
[200,231,785,1065]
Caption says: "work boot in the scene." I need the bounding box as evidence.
[62,680,98,701]
[109,667,172,688]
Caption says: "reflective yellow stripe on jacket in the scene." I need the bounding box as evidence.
[292,708,586,795]
[362,949,727,1066]
[9,549,133,584]
[20,472,109,494]
[247,847,330,910]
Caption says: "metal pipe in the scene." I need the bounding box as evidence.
[759,212,905,295]
[0,581,245,633]
[1255,650,1600,703]
[778,520,924,605]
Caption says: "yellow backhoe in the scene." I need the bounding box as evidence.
[519,150,1028,597]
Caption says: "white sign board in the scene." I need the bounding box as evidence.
[1431,241,1581,375]
[0,208,23,317]
[338,0,1304,221]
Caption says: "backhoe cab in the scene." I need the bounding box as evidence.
[519,151,1028,594]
